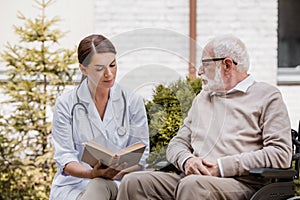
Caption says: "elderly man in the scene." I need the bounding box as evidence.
[117,35,292,200]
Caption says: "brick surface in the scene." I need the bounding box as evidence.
[93,0,299,126]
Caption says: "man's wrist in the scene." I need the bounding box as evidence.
[213,164,221,177]
[182,159,188,172]
[181,156,194,173]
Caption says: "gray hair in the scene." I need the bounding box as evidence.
[211,35,249,72]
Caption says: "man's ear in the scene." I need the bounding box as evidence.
[79,64,87,75]
[223,58,234,72]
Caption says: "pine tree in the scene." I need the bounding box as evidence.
[0,0,77,199]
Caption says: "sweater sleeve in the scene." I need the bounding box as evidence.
[219,90,292,177]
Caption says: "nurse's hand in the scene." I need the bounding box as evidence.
[90,161,127,179]
[112,164,142,180]
[112,170,127,180]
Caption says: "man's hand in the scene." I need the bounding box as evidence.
[203,159,221,177]
[184,157,220,177]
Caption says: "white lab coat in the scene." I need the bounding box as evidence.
[49,79,149,200]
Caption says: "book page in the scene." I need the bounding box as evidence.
[119,142,145,154]
[118,143,146,168]
[81,141,145,168]
[82,141,116,167]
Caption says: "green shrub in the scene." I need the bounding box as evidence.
[0,0,76,198]
[145,77,202,168]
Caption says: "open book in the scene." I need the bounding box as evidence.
[81,141,146,169]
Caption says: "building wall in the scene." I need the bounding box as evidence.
[94,0,299,129]
[0,0,299,129]
[197,0,278,85]
[279,86,300,130]
[0,0,95,57]
[197,0,299,129]
[95,0,191,99]
[95,0,277,83]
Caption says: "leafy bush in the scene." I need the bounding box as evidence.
[0,0,77,199]
[145,77,202,168]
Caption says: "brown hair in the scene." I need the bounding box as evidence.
[77,34,116,82]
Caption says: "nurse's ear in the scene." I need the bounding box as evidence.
[79,64,87,76]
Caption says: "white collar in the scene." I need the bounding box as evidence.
[211,75,255,96]
[227,75,255,94]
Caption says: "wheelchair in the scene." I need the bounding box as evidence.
[155,121,300,200]
[249,121,300,200]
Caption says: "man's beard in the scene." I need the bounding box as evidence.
[201,66,224,93]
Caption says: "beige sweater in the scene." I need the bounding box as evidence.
[167,81,292,177]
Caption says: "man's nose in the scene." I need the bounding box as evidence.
[198,67,204,76]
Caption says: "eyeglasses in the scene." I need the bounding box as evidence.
[202,57,238,65]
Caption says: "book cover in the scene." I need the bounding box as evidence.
[81,141,146,169]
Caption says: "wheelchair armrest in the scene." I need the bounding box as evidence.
[155,161,171,169]
[155,161,182,174]
[292,153,300,160]
[249,168,296,179]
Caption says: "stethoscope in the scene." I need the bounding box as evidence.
[71,83,127,140]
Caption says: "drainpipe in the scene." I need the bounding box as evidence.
[189,0,197,78]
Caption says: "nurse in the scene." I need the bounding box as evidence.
[50,34,149,200]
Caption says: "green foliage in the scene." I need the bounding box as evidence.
[146,77,202,168]
[291,161,300,196]
[0,0,77,199]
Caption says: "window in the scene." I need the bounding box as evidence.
[278,0,300,85]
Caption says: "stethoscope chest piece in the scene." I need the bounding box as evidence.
[117,126,127,136]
